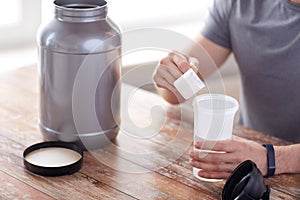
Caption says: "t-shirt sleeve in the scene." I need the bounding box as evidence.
[201,0,235,50]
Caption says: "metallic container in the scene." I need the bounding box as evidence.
[37,0,121,149]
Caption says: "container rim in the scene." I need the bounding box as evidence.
[23,141,83,176]
[193,93,239,115]
[54,0,107,11]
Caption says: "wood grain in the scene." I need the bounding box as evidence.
[0,170,54,200]
[0,65,299,200]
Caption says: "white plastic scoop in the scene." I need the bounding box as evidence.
[173,58,205,99]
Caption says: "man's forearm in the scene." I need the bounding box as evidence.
[275,144,300,174]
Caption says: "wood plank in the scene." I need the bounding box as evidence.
[82,151,216,200]
[116,85,300,198]
[0,74,212,199]
[0,66,299,199]
[0,127,216,200]
[115,88,300,199]
[0,131,137,200]
[0,84,217,199]
[0,170,54,200]
[0,72,216,199]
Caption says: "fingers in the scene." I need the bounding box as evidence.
[190,159,236,172]
[189,140,244,179]
[162,51,191,74]
[153,64,178,91]
[166,65,183,80]
[153,51,200,103]
[156,65,177,85]
[171,53,190,73]
[153,51,192,90]
[170,51,199,74]
[197,170,231,179]
[153,66,183,100]
[194,140,238,153]
[189,150,242,179]
[189,150,243,163]
[153,76,172,90]
[189,136,268,179]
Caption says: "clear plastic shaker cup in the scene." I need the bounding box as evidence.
[192,93,239,182]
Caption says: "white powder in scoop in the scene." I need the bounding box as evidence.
[25,147,82,167]
[174,68,205,99]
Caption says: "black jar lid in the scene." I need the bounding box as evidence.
[23,141,83,176]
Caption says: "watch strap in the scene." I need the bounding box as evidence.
[262,144,276,177]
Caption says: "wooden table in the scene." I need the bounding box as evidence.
[0,66,299,200]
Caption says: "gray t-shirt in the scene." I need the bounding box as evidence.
[202,0,300,143]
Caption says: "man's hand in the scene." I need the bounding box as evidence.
[153,51,194,104]
[152,35,231,104]
[189,136,268,179]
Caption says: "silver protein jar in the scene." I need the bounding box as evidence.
[37,0,121,149]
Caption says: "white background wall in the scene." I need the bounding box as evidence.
[0,0,41,48]
[0,0,239,86]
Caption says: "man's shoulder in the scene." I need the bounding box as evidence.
[229,0,278,9]
[223,0,281,17]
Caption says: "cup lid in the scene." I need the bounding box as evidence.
[23,141,83,176]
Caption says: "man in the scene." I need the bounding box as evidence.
[153,0,300,179]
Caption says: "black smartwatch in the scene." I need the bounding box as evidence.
[262,144,276,177]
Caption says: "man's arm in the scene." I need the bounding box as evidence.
[275,144,300,174]
[189,136,300,179]
[188,34,231,72]
[153,35,231,105]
